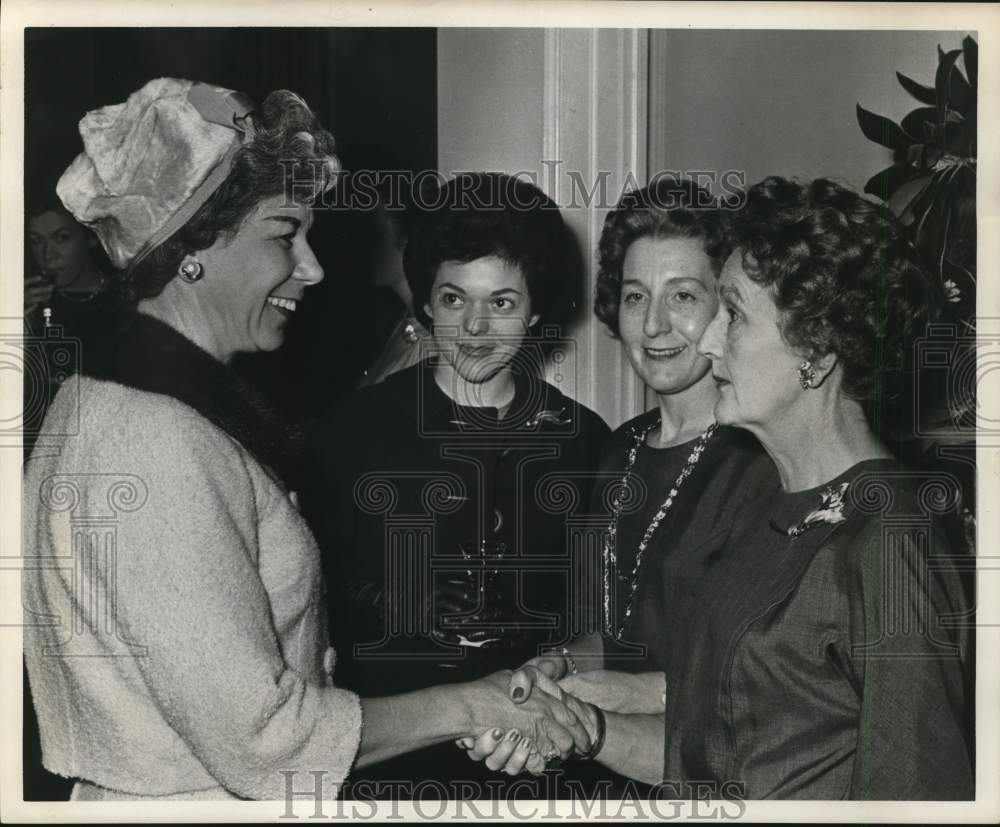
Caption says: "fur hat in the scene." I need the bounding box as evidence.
[57,78,255,271]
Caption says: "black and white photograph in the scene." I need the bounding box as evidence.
[1,1,997,821]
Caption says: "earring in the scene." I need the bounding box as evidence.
[798,360,816,390]
[178,261,203,283]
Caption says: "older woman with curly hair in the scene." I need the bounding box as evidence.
[684,175,973,799]
[471,176,973,799]
[22,79,594,802]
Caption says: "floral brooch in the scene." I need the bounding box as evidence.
[447,407,573,430]
[773,481,850,539]
[522,408,573,430]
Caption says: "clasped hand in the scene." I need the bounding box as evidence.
[461,657,667,776]
[462,669,599,776]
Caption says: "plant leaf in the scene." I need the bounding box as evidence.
[889,175,931,224]
[949,64,974,114]
[936,48,963,126]
[934,172,966,279]
[901,106,938,139]
[905,174,941,229]
[896,71,938,106]
[918,130,944,171]
[897,175,934,225]
[945,163,977,269]
[946,116,976,157]
[922,121,941,151]
[963,35,978,90]
[913,167,960,277]
[856,104,910,151]
[864,164,918,201]
[942,256,975,290]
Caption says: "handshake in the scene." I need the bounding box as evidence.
[456,651,666,777]
[457,654,601,776]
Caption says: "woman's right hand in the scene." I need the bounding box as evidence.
[452,654,588,756]
[462,727,549,776]
[461,670,595,762]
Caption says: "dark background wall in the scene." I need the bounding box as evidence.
[25,26,438,422]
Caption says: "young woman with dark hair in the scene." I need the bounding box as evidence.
[302,171,610,793]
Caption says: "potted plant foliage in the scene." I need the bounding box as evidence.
[857,35,976,329]
[856,35,977,552]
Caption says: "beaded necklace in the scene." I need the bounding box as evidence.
[602,419,717,639]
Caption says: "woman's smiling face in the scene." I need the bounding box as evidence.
[192,194,324,361]
[697,250,803,429]
[617,236,719,397]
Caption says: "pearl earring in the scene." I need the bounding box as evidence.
[179,261,203,283]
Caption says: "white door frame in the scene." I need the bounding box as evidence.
[541,28,649,429]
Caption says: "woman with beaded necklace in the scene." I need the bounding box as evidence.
[458,177,774,781]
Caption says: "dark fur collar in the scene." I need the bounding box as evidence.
[80,311,303,489]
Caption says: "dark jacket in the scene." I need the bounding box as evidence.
[659,458,974,799]
[302,359,610,697]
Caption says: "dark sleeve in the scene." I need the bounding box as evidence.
[576,406,612,510]
[847,518,974,799]
[576,420,624,642]
[586,423,625,518]
[301,405,353,564]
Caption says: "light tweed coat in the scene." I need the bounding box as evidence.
[23,324,362,800]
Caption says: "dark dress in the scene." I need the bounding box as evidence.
[593,413,776,672]
[579,414,773,799]
[302,358,610,794]
[659,458,974,799]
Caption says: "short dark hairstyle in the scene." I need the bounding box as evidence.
[725,176,938,408]
[403,172,573,328]
[123,89,338,304]
[595,176,730,337]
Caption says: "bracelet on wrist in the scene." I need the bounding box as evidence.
[578,705,606,761]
